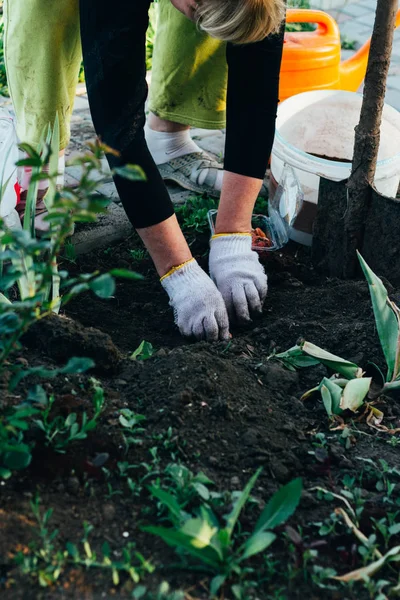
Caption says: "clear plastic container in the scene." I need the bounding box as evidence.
[208,209,288,253]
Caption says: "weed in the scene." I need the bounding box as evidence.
[131,340,154,361]
[130,248,148,262]
[62,239,77,264]
[14,496,153,587]
[163,462,214,506]
[175,194,218,235]
[29,378,105,452]
[119,409,146,453]
[144,469,302,597]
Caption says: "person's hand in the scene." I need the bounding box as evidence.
[209,234,268,323]
[161,259,230,341]
[169,0,198,21]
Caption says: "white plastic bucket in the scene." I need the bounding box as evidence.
[271,90,400,245]
[0,108,20,229]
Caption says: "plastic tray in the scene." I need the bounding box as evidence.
[207,209,286,253]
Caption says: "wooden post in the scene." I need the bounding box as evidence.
[343,0,398,278]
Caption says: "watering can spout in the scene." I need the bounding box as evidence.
[339,9,400,92]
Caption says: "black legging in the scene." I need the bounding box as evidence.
[80,0,174,229]
[79,0,284,229]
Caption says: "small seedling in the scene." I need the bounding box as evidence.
[33,379,105,452]
[130,340,154,361]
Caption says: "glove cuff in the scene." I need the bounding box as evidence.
[161,258,206,294]
[210,233,252,257]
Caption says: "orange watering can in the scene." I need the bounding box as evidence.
[280,8,400,102]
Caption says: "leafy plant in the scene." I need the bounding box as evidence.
[175,194,218,235]
[119,408,146,452]
[32,378,105,452]
[163,462,215,506]
[0,401,39,478]
[0,360,96,478]
[131,340,154,361]
[0,130,144,376]
[271,253,400,423]
[144,469,302,596]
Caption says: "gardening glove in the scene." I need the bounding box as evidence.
[161,258,230,341]
[209,233,268,323]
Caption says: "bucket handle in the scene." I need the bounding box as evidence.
[286,8,340,38]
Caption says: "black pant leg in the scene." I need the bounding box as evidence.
[79,0,174,229]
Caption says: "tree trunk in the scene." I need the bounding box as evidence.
[342,0,398,278]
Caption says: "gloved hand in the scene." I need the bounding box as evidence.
[209,233,268,323]
[161,258,230,341]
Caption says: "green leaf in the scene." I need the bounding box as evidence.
[130,340,154,361]
[318,377,344,416]
[62,357,95,374]
[193,482,210,501]
[113,164,146,181]
[142,526,220,568]
[224,468,262,539]
[358,252,400,381]
[240,531,276,561]
[90,274,115,299]
[273,345,320,370]
[149,487,184,523]
[302,342,360,379]
[255,478,302,533]
[109,268,144,280]
[3,444,32,470]
[180,518,219,552]
[320,383,333,417]
[340,377,372,412]
[210,575,227,596]
[322,378,344,414]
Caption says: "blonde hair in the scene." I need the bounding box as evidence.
[195,0,286,44]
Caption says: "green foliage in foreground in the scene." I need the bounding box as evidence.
[144,470,302,597]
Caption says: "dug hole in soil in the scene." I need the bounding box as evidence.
[1,232,400,599]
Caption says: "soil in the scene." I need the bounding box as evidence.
[1,234,400,600]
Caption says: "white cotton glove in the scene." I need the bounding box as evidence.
[209,234,268,323]
[161,259,230,341]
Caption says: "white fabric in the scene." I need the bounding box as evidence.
[145,124,224,190]
[209,234,268,323]
[161,259,230,341]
